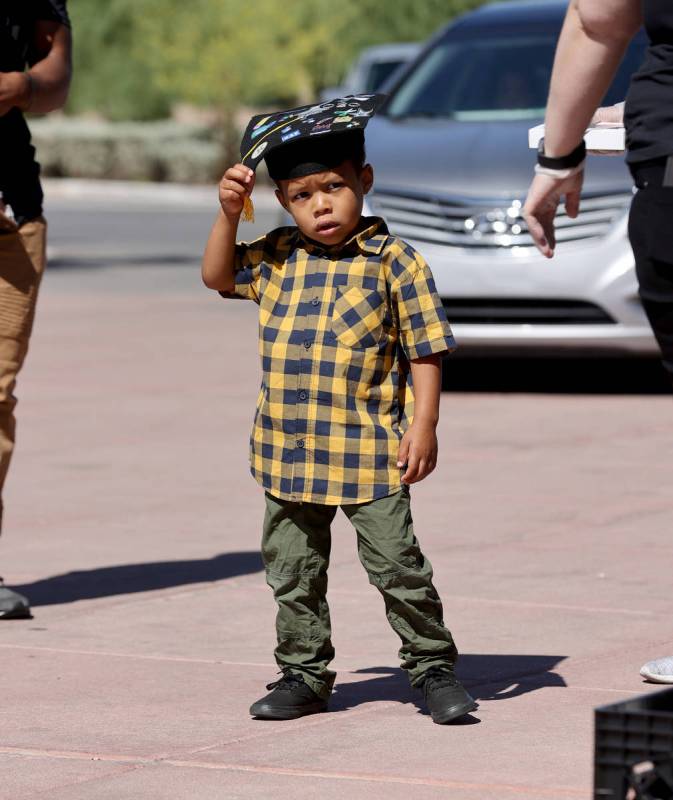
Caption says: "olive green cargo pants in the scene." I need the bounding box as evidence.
[262,487,458,699]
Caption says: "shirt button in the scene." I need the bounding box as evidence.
[297,439,305,448]
[303,340,312,349]
[311,297,320,307]
[298,391,307,401]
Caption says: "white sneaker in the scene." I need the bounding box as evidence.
[640,656,673,684]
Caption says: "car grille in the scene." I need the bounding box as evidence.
[368,188,632,249]
[442,298,616,325]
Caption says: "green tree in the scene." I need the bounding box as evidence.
[66,0,499,120]
[134,0,490,106]
[67,0,171,120]
[134,0,348,108]
[348,0,486,45]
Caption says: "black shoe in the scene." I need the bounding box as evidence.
[0,579,32,620]
[250,672,328,720]
[420,667,478,724]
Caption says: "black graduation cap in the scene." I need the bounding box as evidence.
[239,94,385,220]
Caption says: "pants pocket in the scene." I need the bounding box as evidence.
[629,191,673,300]
[0,219,46,340]
[631,190,673,264]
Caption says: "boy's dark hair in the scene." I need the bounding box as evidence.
[266,129,366,182]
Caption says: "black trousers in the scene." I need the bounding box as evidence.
[628,157,673,381]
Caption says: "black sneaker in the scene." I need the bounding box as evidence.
[250,672,328,720]
[0,579,32,620]
[420,667,478,724]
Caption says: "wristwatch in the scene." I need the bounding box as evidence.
[537,138,586,170]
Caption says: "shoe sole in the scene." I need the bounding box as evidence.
[432,700,479,724]
[250,702,328,721]
[0,608,32,620]
[640,667,673,684]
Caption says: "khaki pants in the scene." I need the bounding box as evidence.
[262,487,458,699]
[0,214,47,530]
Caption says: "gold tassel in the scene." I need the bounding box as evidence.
[242,195,255,223]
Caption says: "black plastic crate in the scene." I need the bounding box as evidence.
[595,687,673,799]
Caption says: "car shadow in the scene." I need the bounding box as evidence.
[442,357,671,395]
[331,654,567,720]
[13,551,264,607]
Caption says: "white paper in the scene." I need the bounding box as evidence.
[528,122,625,152]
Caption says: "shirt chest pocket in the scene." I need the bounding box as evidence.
[331,285,390,349]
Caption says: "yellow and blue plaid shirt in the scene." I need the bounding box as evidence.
[222,217,455,505]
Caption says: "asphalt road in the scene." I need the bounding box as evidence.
[45,190,279,272]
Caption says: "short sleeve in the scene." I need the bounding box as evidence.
[218,235,270,304]
[219,227,293,304]
[36,1,70,26]
[392,246,456,361]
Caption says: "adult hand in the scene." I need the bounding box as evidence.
[590,102,625,125]
[522,170,584,258]
[397,420,438,485]
[218,163,255,220]
[588,102,625,156]
[0,72,31,117]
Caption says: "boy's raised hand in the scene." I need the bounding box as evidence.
[219,164,255,219]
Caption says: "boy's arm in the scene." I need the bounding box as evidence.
[202,210,239,292]
[202,164,255,291]
[397,354,441,485]
[390,244,455,485]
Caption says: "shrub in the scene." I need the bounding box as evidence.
[29,118,223,183]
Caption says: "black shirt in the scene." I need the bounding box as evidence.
[625,0,673,163]
[0,1,70,224]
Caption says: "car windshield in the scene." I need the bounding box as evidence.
[366,60,408,92]
[386,33,646,121]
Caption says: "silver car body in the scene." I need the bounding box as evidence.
[363,0,656,355]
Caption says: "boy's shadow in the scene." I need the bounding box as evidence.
[331,654,567,721]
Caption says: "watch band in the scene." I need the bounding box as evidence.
[537,138,586,170]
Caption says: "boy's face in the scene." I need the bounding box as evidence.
[275,160,374,247]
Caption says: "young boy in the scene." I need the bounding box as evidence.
[202,96,477,724]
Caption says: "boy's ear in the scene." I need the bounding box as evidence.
[275,187,289,212]
[361,163,374,195]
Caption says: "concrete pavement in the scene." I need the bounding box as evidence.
[1,183,673,799]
